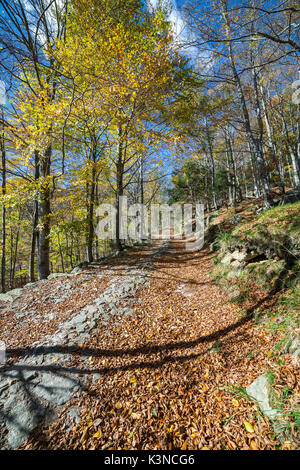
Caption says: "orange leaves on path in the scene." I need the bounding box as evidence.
[23,242,299,450]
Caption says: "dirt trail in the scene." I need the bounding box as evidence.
[1,241,298,450]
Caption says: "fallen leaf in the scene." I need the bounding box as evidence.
[244,421,255,433]
[250,440,259,450]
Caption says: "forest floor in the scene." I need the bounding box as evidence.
[0,238,299,450]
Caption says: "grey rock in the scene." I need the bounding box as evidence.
[0,382,9,393]
[231,250,247,262]
[24,282,38,289]
[33,372,79,405]
[67,407,81,424]
[231,260,245,270]
[5,400,40,448]
[48,273,70,280]
[71,266,83,275]
[23,371,38,381]
[9,288,24,297]
[246,374,281,420]
[121,307,134,316]
[92,373,101,383]
[221,253,234,265]
[76,324,87,334]
[0,293,13,302]
[0,240,166,449]
[3,395,18,412]
[5,368,38,382]
[87,320,96,329]
[85,305,98,315]
[16,312,28,319]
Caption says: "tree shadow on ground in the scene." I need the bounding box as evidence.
[0,283,281,449]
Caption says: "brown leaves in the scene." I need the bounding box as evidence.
[21,242,299,451]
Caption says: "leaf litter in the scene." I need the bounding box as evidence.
[20,241,299,450]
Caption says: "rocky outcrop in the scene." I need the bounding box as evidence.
[0,288,24,303]
[220,249,268,269]
[47,273,70,280]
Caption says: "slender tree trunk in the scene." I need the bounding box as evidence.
[202,153,210,211]
[9,229,13,289]
[29,204,38,282]
[58,232,65,273]
[296,103,300,186]
[69,213,75,268]
[86,152,96,263]
[281,114,300,186]
[29,150,40,282]
[248,142,260,197]
[278,150,285,191]
[1,114,6,293]
[260,84,284,190]
[226,134,239,205]
[12,218,20,285]
[229,140,242,201]
[139,156,147,239]
[205,122,218,210]
[76,239,81,264]
[225,135,233,205]
[1,126,6,292]
[70,234,74,268]
[94,182,99,260]
[38,145,51,280]
[115,124,124,251]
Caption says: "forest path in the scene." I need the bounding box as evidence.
[0,241,292,449]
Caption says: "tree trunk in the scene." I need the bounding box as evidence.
[296,103,300,186]
[12,218,20,285]
[1,115,6,293]
[225,135,233,205]
[115,124,124,251]
[205,121,218,210]
[260,84,284,190]
[86,153,96,263]
[29,150,40,282]
[58,232,65,273]
[281,114,300,187]
[38,145,51,280]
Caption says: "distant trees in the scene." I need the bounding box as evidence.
[169,0,300,209]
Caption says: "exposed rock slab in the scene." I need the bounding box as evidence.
[246,374,281,420]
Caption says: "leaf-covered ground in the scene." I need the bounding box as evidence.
[19,241,299,450]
